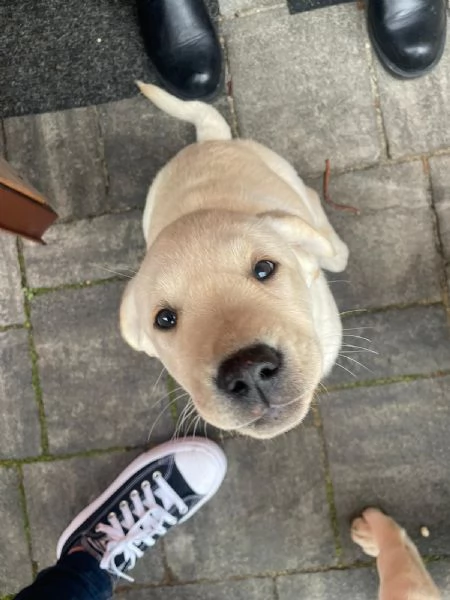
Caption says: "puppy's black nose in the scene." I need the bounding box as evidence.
[217,344,281,401]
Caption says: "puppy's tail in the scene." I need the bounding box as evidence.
[136,81,232,142]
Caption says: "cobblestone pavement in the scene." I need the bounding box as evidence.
[1,2,450,598]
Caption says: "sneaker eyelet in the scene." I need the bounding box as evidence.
[130,490,139,498]
[152,471,162,481]
[107,511,116,521]
[119,500,128,509]
[142,480,150,489]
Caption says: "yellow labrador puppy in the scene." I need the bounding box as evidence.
[352,508,441,599]
[120,83,349,439]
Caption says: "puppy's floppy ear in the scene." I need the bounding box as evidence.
[120,278,157,357]
[259,210,334,257]
[259,211,336,288]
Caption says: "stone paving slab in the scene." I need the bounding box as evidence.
[98,93,230,212]
[326,305,450,386]
[0,329,41,459]
[428,561,450,598]
[23,210,145,289]
[31,282,173,454]
[22,450,166,583]
[218,0,280,17]
[0,233,24,326]
[320,376,450,563]
[225,5,380,176]
[375,28,450,159]
[0,467,33,594]
[311,161,441,310]
[4,107,106,221]
[277,567,379,600]
[122,578,275,600]
[164,429,335,580]
[0,123,5,156]
[430,155,450,262]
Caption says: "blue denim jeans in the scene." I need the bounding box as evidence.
[15,552,113,600]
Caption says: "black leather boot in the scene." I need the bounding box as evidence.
[367,0,447,79]
[136,0,222,100]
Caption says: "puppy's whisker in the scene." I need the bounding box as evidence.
[174,400,196,440]
[318,381,329,395]
[341,349,378,355]
[335,362,358,378]
[147,397,179,441]
[339,354,374,374]
[322,333,373,343]
[173,403,190,441]
[121,267,139,275]
[341,344,378,354]
[91,264,134,279]
[339,309,367,316]
[184,410,200,439]
[342,334,373,343]
[150,367,167,398]
[153,390,189,411]
[192,415,202,438]
[171,392,191,404]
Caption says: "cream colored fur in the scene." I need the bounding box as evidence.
[120,83,349,438]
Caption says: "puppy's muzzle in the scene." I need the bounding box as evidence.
[216,344,282,405]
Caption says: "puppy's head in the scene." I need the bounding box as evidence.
[121,209,335,438]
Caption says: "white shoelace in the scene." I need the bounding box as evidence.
[96,472,188,581]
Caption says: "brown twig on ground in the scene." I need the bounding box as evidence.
[322,159,360,215]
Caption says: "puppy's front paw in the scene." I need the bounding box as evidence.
[351,507,409,559]
[351,508,382,557]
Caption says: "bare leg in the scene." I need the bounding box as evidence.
[351,508,441,600]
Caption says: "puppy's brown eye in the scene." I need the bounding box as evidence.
[155,309,177,330]
[253,260,276,281]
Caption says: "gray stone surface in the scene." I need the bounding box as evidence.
[22,451,166,582]
[277,567,379,600]
[428,561,450,598]
[219,0,282,17]
[0,122,5,156]
[312,161,441,310]
[164,429,335,579]
[122,578,275,600]
[98,93,230,211]
[0,329,41,458]
[0,232,24,325]
[23,210,145,288]
[31,282,173,453]
[4,5,450,596]
[430,155,450,262]
[326,305,450,386]
[0,467,33,594]
[321,376,450,562]
[4,107,106,220]
[225,5,380,175]
[375,29,450,158]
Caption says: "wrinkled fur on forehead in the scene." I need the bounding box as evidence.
[149,209,296,264]
[139,207,333,285]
